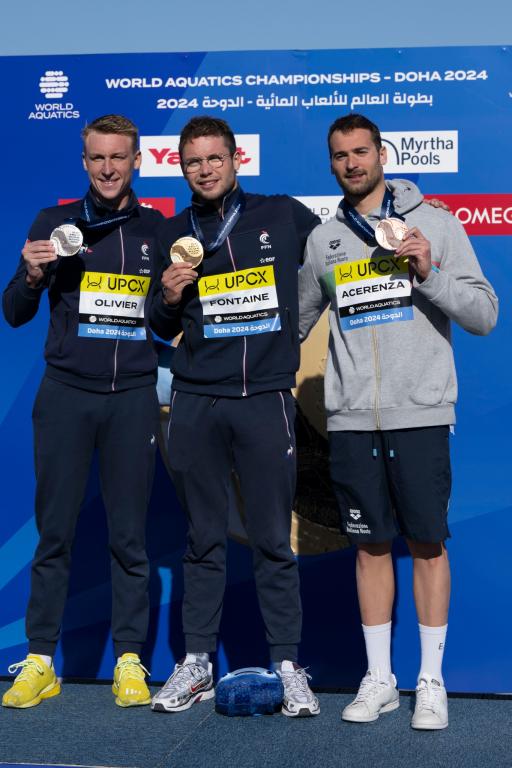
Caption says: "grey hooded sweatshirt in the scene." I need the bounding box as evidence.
[298,179,498,432]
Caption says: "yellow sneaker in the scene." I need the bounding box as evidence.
[2,654,60,709]
[112,653,151,707]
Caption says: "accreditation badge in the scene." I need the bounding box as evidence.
[335,254,413,331]
[198,265,281,338]
[78,272,150,341]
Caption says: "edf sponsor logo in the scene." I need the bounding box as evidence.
[139,135,260,177]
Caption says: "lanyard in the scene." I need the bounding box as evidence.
[65,189,137,231]
[189,188,245,253]
[340,188,404,246]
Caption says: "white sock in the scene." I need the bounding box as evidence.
[362,621,392,680]
[35,654,52,668]
[184,652,209,669]
[418,623,447,685]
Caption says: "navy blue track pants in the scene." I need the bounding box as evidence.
[27,377,159,658]
[167,390,302,663]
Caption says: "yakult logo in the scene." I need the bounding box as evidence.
[382,131,458,173]
[139,135,260,177]
[425,194,512,235]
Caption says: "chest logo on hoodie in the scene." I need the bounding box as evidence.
[334,255,413,331]
[78,271,150,341]
[198,265,281,338]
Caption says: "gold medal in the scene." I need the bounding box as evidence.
[375,218,408,251]
[170,237,204,267]
[50,224,83,257]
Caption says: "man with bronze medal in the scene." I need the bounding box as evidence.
[2,114,167,709]
[150,116,321,717]
[299,114,498,730]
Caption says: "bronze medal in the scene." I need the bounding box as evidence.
[375,218,408,251]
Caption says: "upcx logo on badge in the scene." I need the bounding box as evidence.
[382,131,458,173]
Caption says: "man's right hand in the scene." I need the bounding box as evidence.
[161,262,199,306]
[22,239,57,288]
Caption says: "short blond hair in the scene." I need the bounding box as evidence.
[81,114,139,152]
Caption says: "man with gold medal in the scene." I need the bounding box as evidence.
[150,116,321,717]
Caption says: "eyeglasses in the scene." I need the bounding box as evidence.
[182,153,233,174]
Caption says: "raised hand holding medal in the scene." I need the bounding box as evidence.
[22,238,57,288]
[395,226,432,281]
[162,238,202,306]
[162,188,245,305]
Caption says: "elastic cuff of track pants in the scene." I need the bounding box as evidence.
[114,642,144,658]
[185,634,217,654]
[28,642,57,657]
[269,644,299,663]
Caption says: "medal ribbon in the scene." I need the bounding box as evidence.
[340,189,405,246]
[189,188,245,253]
[64,189,138,231]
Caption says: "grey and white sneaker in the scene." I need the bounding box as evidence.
[411,674,448,730]
[151,659,214,713]
[276,661,320,717]
[342,671,399,722]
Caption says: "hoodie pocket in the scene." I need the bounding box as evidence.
[58,311,70,356]
[47,309,70,359]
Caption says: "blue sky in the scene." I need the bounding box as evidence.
[1,0,509,56]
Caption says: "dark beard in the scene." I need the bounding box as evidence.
[341,172,382,203]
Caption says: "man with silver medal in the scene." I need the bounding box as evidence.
[2,115,167,710]
[150,116,321,718]
[298,114,498,731]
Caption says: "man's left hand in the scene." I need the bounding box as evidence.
[395,227,432,282]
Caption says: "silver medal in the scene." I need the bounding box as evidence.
[50,224,83,257]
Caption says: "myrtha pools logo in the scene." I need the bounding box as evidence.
[29,70,80,121]
[381,131,458,173]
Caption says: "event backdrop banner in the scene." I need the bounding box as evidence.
[0,46,510,692]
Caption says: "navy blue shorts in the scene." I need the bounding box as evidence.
[329,426,451,545]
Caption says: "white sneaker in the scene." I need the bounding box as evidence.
[342,671,399,723]
[411,674,448,730]
[276,661,320,717]
[151,659,214,713]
